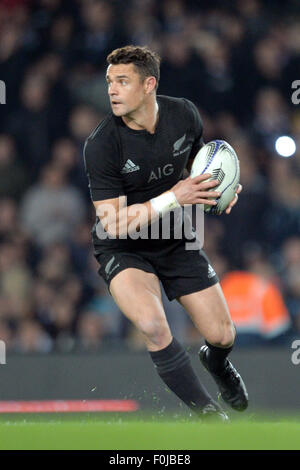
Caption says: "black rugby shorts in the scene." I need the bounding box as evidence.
[95,241,219,301]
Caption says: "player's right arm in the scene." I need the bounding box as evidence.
[93,195,157,237]
[92,175,220,238]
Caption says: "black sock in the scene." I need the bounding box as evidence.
[205,340,233,374]
[149,337,214,416]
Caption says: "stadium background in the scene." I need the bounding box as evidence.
[0,0,300,416]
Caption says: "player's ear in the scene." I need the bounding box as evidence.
[144,76,157,94]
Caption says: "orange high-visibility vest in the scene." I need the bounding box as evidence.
[221,271,291,338]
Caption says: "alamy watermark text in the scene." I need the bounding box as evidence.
[0,340,6,364]
[0,80,6,104]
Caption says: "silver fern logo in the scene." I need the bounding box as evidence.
[173,134,191,157]
[105,256,120,277]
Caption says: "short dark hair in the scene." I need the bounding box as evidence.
[106,45,161,89]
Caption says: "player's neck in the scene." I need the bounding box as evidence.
[122,97,159,134]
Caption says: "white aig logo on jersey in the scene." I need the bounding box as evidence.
[148,164,174,183]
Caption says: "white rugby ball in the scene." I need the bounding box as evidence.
[190,140,240,215]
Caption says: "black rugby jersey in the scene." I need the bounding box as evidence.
[83,95,203,254]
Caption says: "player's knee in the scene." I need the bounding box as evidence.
[207,320,236,348]
[136,315,170,347]
[220,324,235,348]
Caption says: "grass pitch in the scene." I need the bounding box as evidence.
[0,413,300,450]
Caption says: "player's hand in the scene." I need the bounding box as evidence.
[172,174,220,206]
[225,183,242,215]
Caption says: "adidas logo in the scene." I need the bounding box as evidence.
[208,264,216,279]
[121,159,140,174]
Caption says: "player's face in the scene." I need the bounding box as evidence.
[106,63,149,116]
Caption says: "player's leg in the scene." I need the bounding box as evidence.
[109,268,227,419]
[109,268,171,351]
[178,282,235,353]
[178,283,248,411]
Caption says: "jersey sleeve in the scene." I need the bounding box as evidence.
[83,131,125,201]
[182,98,205,160]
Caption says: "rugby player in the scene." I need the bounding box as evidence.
[83,46,248,420]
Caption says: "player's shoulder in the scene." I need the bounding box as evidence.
[158,95,202,133]
[85,112,117,147]
[84,111,119,162]
[158,95,199,116]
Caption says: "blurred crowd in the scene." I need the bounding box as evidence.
[0,0,300,352]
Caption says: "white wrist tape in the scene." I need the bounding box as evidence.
[150,191,181,217]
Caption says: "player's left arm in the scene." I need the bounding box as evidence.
[184,99,242,214]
